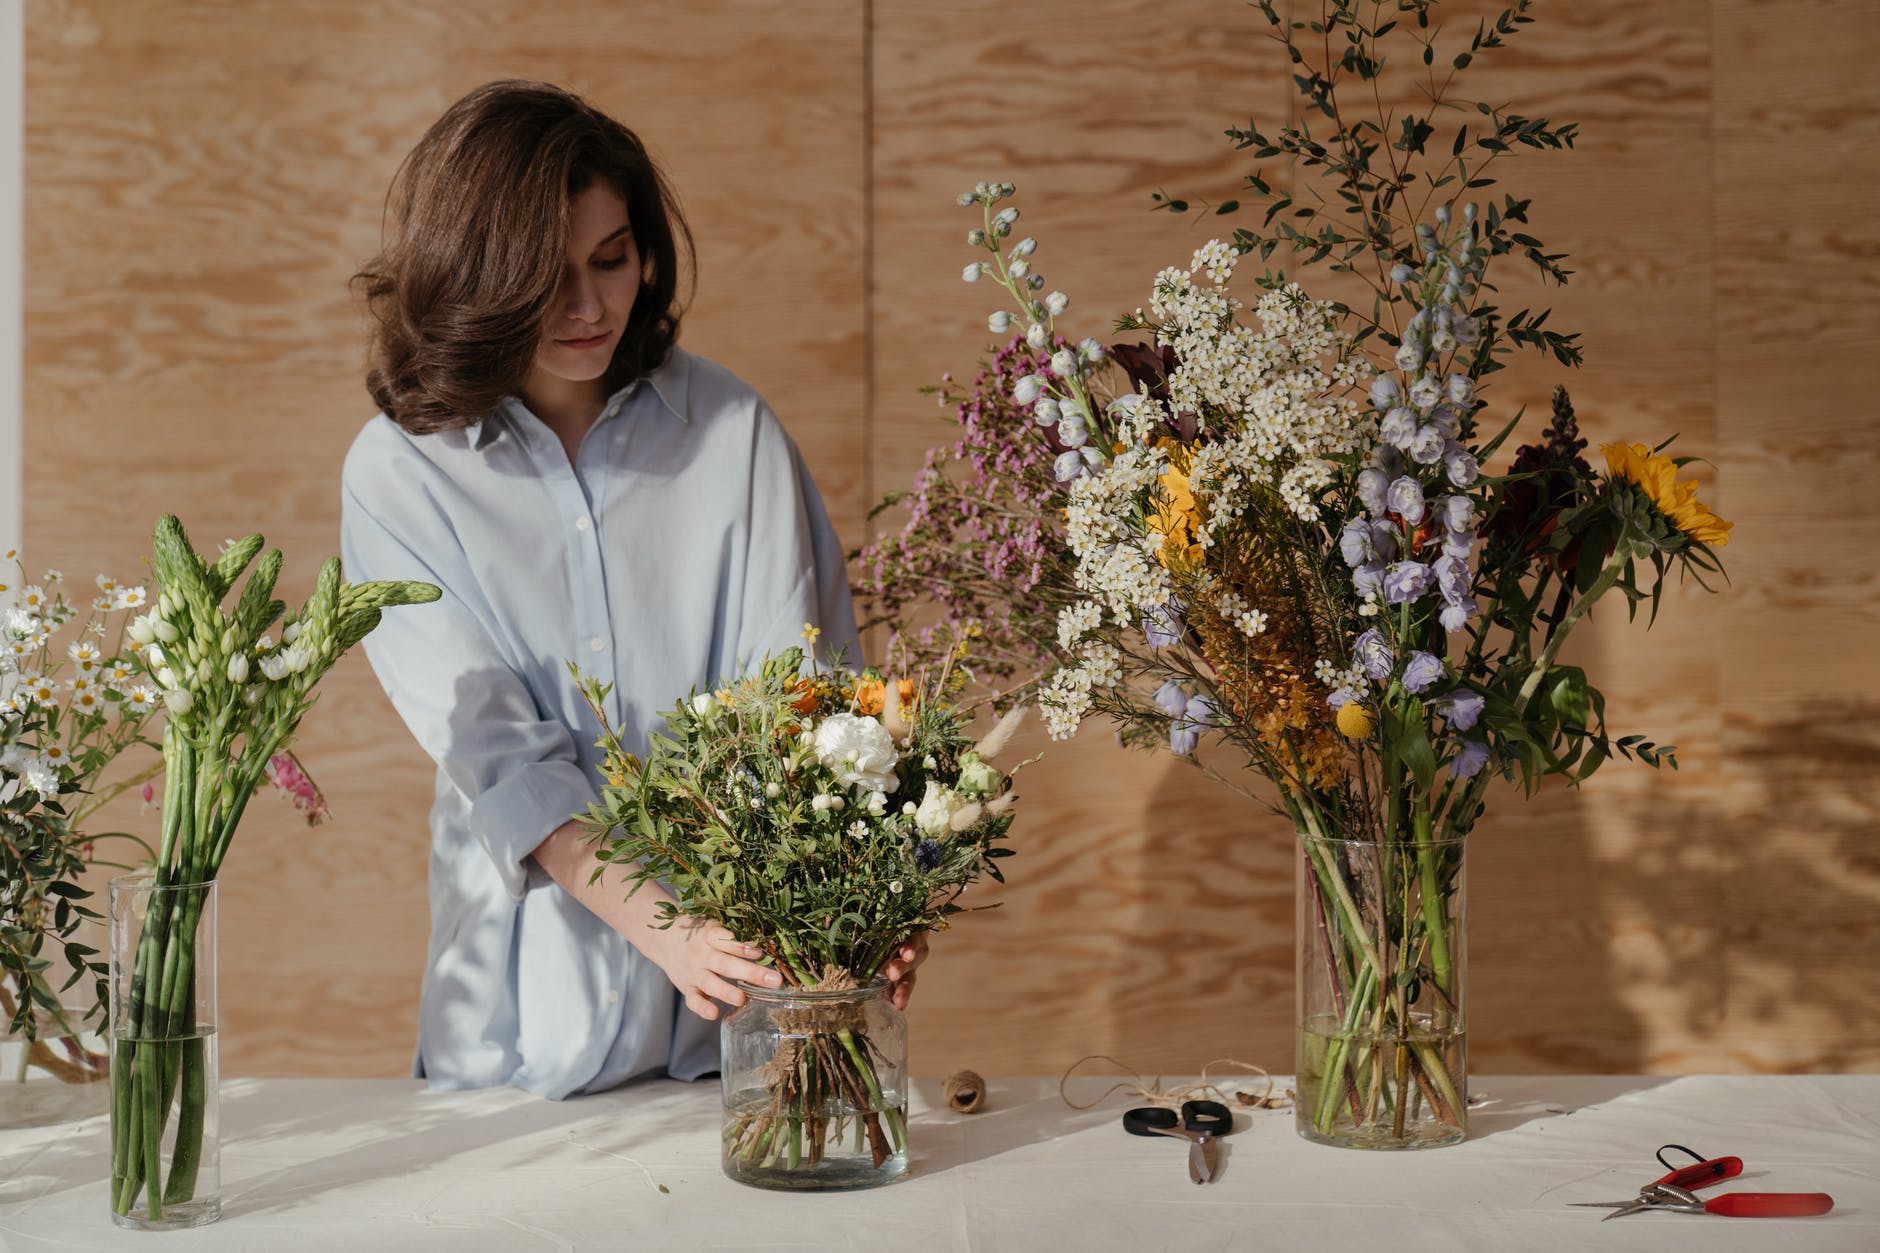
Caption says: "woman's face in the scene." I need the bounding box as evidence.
[532,181,641,387]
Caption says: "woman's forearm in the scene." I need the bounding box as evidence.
[530,819,676,954]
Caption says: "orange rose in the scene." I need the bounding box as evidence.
[854,679,886,715]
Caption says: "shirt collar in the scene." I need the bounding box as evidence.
[470,347,691,451]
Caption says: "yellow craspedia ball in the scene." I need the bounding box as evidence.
[1336,701,1374,740]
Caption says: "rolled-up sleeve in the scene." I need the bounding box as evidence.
[341,463,595,900]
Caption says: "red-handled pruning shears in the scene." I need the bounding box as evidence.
[1572,1145,1835,1221]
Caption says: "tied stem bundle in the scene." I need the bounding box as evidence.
[109,516,437,1221]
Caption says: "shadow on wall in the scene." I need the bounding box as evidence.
[1113,737,1629,1079]
[1585,701,1880,1072]
[1104,702,1880,1077]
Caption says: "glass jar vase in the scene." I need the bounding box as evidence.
[720,978,908,1190]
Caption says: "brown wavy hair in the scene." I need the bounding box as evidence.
[355,80,694,433]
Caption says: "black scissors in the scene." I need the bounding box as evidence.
[1123,1100,1235,1184]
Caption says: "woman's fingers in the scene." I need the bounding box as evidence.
[715,952,782,989]
[883,933,931,982]
[889,969,917,1010]
[684,988,721,1020]
[707,930,763,960]
[697,969,747,1010]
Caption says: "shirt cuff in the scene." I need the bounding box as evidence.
[468,760,599,900]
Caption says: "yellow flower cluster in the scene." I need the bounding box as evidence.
[1601,442,1733,547]
[1148,447,1206,569]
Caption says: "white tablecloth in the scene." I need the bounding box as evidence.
[2,1075,1876,1251]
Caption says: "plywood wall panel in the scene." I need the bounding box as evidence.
[24,0,867,1080]
[20,0,1879,1081]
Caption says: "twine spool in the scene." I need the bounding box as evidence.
[943,1069,987,1113]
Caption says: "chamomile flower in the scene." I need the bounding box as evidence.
[113,585,148,610]
[123,684,160,710]
[95,574,121,594]
[23,756,59,797]
[70,687,104,714]
[18,584,48,613]
[19,673,58,706]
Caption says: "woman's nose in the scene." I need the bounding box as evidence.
[562,271,602,323]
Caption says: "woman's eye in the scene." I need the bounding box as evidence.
[594,254,629,272]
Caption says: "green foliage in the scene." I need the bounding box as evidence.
[574,649,1020,985]
[1160,0,1582,371]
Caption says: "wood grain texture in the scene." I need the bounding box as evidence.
[22,0,866,1079]
[21,0,1880,1080]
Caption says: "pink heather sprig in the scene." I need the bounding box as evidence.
[265,751,331,826]
[855,335,1080,692]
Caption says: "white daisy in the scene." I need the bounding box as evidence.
[124,684,160,710]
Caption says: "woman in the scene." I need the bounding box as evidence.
[341,80,925,1099]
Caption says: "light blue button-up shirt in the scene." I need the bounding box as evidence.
[339,347,860,1099]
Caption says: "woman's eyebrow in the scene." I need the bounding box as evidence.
[593,224,633,250]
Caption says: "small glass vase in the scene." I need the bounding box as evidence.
[0,979,110,1129]
[1296,831,1468,1149]
[720,978,908,1190]
[108,873,220,1230]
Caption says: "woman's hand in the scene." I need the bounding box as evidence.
[530,819,779,1019]
[880,932,930,1010]
[642,917,782,1020]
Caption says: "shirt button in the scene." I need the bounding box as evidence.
[589,637,605,653]
[575,517,591,532]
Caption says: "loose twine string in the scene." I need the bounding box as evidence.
[1057,1054,1294,1113]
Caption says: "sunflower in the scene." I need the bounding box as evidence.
[1601,442,1733,547]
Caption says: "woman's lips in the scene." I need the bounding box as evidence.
[556,331,610,349]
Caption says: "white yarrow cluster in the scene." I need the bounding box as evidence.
[1055,601,1102,651]
[1216,590,1269,638]
[1062,445,1176,622]
[1150,250,1371,524]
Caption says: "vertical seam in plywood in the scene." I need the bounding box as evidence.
[1,5,21,549]
[862,0,877,533]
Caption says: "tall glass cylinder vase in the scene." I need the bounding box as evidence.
[720,979,908,1190]
[1296,831,1467,1149]
[108,874,219,1229]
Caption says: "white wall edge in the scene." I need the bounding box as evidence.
[1,2,22,550]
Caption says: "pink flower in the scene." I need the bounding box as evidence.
[266,752,331,826]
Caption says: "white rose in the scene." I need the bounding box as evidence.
[914,780,967,838]
[812,713,900,793]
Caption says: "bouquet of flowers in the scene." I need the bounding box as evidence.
[110,517,437,1222]
[574,643,1022,1183]
[862,0,1730,1147]
[2,557,164,1088]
